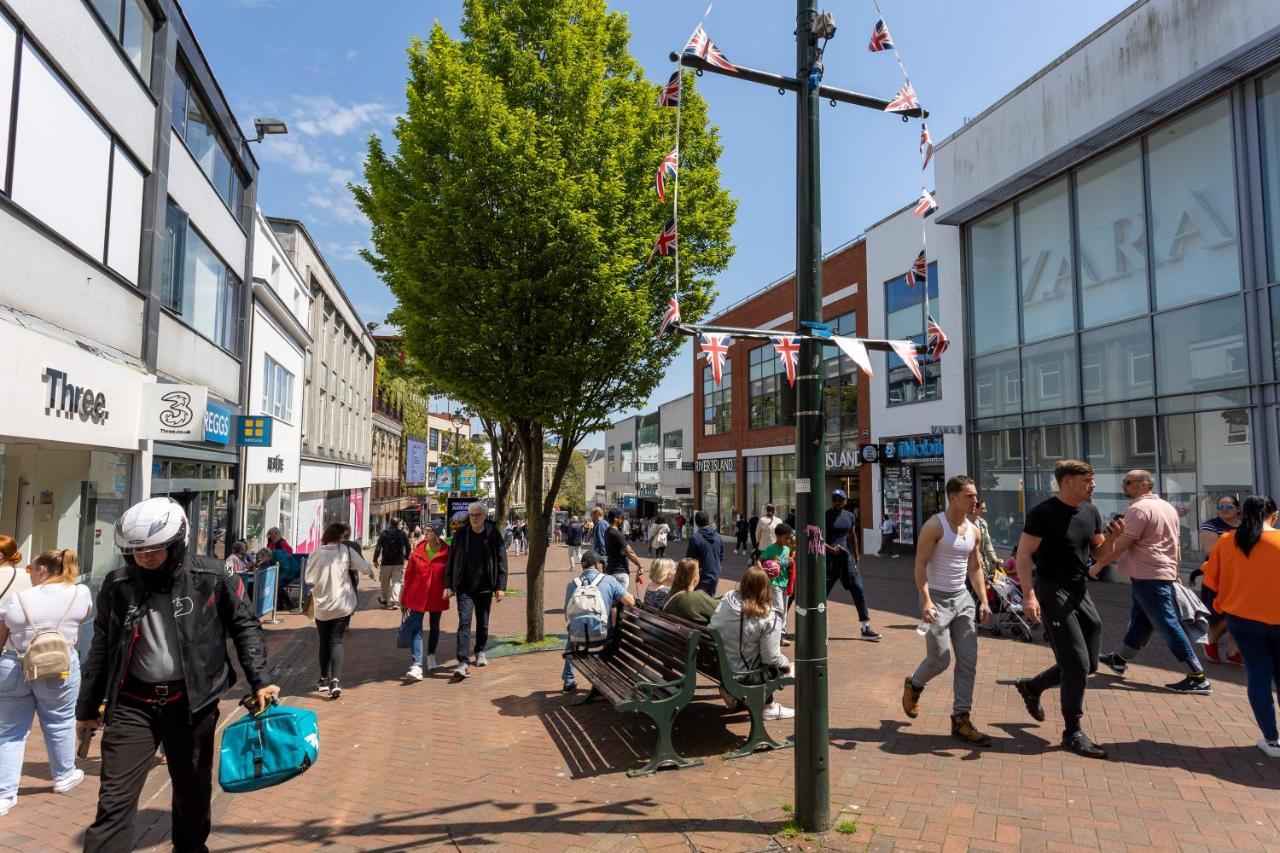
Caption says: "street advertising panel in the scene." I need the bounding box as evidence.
[405,437,427,485]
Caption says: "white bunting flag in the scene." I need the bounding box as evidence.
[832,336,874,380]
[888,339,923,384]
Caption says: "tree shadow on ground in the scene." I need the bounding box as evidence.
[192,797,783,852]
[491,690,761,779]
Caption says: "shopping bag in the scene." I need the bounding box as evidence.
[396,611,421,649]
[218,697,318,793]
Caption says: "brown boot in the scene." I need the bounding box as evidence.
[902,677,923,718]
[951,713,992,746]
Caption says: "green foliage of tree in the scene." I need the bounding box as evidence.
[356,0,736,639]
[555,451,587,515]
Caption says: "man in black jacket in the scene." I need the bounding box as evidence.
[77,497,278,853]
[444,502,508,678]
[373,518,411,609]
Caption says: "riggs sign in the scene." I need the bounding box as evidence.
[43,368,109,425]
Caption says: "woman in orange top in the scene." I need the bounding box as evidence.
[1204,495,1280,758]
[400,522,451,681]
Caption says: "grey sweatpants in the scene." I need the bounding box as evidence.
[379,563,404,606]
[910,587,978,715]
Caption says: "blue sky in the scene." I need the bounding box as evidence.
[189,0,1132,446]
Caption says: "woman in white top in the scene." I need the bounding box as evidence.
[648,517,671,558]
[0,536,32,613]
[304,522,374,700]
[0,549,94,815]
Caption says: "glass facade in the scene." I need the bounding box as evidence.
[699,466,737,534]
[822,311,859,459]
[748,344,794,428]
[743,454,795,520]
[702,363,732,435]
[967,91,1269,564]
[885,263,941,405]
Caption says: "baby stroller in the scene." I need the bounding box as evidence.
[982,567,1037,643]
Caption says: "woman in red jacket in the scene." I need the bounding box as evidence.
[401,521,451,681]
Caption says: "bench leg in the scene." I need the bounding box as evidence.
[627,707,704,777]
[725,692,795,759]
[575,685,602,707]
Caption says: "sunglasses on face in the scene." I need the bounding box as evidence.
[1217,503,1237,511]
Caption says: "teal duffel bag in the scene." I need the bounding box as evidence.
[218,696,318,793]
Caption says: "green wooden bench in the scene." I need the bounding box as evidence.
[568,605,701,777]
[641,604,795,759]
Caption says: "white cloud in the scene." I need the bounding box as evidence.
[291,96,393,137]
[305,184,366,227]
[345,50,359,62]
[322,240,370,264]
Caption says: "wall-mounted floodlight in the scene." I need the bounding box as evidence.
[249,117,289,143]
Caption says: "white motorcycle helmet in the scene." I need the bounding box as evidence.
[115,497,189,554]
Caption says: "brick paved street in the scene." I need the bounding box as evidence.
[3,543,1280,851]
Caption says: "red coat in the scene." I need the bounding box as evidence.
[403,540,450,613]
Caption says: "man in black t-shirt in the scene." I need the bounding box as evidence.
[604,508,643,591]
[825,489,880,640]
[1012,459,1107,759]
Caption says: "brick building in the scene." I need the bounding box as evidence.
[691,237,871,535]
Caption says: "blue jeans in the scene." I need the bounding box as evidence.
[1119,579,1202,671]
[1225,614,1280,742]
[0,652,81,798]
[403,611,443,665]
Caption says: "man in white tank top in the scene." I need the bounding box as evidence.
[901,475,993,746]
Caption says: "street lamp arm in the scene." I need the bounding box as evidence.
[667,51,927,118]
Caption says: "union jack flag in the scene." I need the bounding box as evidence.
[884,82,918,113]
[771,335,801,387]
[657,70,681,107]
[648,217,677,263]
[927,315,950,360]
[657,296,681,339]
[868,19,893,52]
[699,333,733,386]
[920,123,934,169]
[914,189,938,218]
[655,147,679,202]
[906,249,927,289]
[685,25,737,73]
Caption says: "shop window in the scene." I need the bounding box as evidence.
[1018,179,1074,342]
[969,206,1018,355]
[974,430,1024,547]
[971,349,1019,419]
[171,61,244,217]
[1079,317,1152,404]
[1153,295,1246,395]
[1160,409,1252,562]
[1025,425,1080,511]
[88,0,153,78]
[1020,336,1078,412]
[702,362,732,435]
[749,343,795,428]
[1147,96,1240,309]
[1085,417,1156,521]
[1078,142,1149,325]
[885,263,941,406]
[161,201,242,353]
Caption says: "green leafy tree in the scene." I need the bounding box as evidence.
[357,0,736,639]
[555,451,587,515]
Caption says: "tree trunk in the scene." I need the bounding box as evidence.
[521,423,546,642]
[483,416,522,524]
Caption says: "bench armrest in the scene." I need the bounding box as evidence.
[634,674,689,699]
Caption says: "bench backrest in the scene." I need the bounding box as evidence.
[609,606,698,687]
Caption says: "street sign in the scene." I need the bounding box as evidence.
[237,416,273,447]
[459,465,477,492]
[436,466,454,491]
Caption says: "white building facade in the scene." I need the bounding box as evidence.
[604,394,694,521]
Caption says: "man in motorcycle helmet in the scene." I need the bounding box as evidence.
[77,497,280,852]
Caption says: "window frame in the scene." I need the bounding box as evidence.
[885,262,942,407]
[83,0,155,87]
[160,199,242,355]
[170,58,247,226]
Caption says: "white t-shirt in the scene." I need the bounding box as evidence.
[756,516,781,550]
[0,565,32,613]
[3,582,93,654]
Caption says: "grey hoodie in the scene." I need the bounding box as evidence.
[708,590,790,675]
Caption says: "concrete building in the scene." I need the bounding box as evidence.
[690,238,871,533]
[583,448,606,509]
[267,218,375,548]
[934,0,1280,561]
[863,205,964,554]
[242,208,310,551]
[0,0,258,587]
[604,393,695,523]
[369,365,405,539]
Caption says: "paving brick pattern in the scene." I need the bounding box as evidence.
[2,544,1278,851]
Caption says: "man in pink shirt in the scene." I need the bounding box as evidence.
[1093,470,1210,695]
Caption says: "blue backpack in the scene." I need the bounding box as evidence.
[218,698,318,793]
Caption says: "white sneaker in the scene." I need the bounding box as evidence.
[1259,738,1280,758]
[475,652,489,667]
[53,769,84,794]
[426,654,439,671]
[0,794,14,815]
[405,664,424,682]
[764,703,796,721]
[454,662,471,678]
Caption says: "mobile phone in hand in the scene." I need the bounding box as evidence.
[77,728,94,759]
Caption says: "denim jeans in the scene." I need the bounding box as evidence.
[403,611,444,665]
[0,652,81,799]
[1225,614,1280,742]
[1120,578,1202,671]
[455,591,493,663]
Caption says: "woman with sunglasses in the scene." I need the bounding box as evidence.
[1199,495,1243,665]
